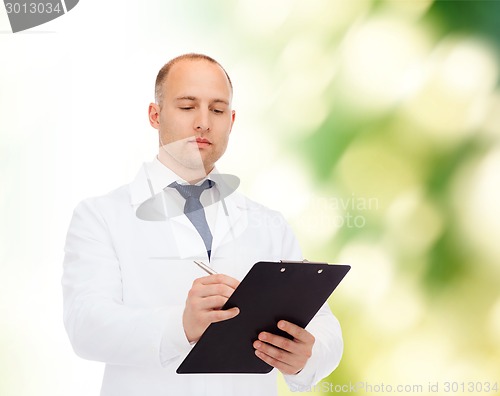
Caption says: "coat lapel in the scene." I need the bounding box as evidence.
[211,192,248,255]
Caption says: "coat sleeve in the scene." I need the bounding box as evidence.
[62,198,191,368]
[277,215,344,391]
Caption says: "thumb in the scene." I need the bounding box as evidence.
[227,307,240,318]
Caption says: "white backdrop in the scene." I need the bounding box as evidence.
[0,2,276,394]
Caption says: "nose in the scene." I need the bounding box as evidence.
[194,109,211,132]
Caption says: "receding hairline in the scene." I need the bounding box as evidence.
[154,53,233,105]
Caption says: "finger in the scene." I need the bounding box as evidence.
[199,283,237,299]
[206,307,240,323]
[254,348,297,375]
[253,339,293,361]
[191,295,228,311]
[277,320,315,344]
[196,274,240,289]
[256,332,300,355]
[189,283,237,300]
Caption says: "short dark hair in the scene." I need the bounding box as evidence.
[154,53,233,105]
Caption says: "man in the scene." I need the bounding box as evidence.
[62,53,343,396]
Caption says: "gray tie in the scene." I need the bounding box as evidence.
[168,180,215,260]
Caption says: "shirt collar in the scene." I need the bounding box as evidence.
[150,156,220,186]
[129,157,219,205]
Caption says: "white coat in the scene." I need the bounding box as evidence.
[62,161,343,396]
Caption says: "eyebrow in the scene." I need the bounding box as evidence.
[175,96,229,105]
[176,96,196,101]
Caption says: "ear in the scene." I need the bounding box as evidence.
[229,109,236,134]
[148,103,161,130]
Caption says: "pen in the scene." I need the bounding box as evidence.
[193,260,218,275]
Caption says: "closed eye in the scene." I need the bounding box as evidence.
[179,107,194,110]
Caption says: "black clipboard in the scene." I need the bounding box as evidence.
[177,260,350,374]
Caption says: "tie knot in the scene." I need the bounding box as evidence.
[169,179,214,200]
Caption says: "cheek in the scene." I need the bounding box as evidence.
[215,134,231,155]
[159,118,186,141]
[215,116,234,134]
[158,126,172,144]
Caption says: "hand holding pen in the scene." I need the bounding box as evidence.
[181,261,240,343]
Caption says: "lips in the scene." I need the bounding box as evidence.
[190,137,212,148]
[195,138,211,144]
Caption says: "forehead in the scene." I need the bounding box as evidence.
[163,59,232,101]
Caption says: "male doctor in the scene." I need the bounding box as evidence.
[62,53,343,396]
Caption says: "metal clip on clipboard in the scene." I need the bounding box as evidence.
[279,259,329,265]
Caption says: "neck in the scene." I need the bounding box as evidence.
[157,152,213,184]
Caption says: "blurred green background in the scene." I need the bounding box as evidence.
[185,1,500,393]
[1,0,499,395]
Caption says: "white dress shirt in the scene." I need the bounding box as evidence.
[62,159,344,396]
[146,157,220,236]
